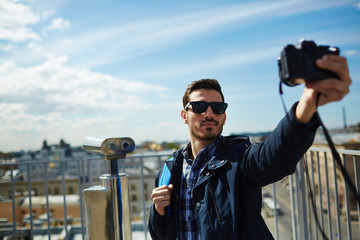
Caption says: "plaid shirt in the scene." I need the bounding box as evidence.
[178,137,221,240]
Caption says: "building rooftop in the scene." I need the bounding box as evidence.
[21,195,80,207]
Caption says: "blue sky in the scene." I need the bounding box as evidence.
[1,0,360,152]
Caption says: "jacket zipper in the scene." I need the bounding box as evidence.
[207,181,222,222]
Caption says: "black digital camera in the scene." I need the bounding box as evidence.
[278,39,340,86]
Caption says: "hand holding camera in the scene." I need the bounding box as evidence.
[309,54,351,104]
[278,39,352,123]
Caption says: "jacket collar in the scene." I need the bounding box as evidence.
[165,135,251,190]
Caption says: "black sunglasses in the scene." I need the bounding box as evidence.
[184,101,228,114]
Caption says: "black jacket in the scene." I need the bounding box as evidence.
[149,103,319,239]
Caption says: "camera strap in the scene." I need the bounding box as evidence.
[314,93,360,205]
[279,81,291,123]
[279,82,360,240]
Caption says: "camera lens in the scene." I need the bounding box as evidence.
[122,142,129,150]
[108,142,117,150]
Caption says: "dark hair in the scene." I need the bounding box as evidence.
[182,79,225,108]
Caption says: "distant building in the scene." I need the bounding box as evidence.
[0,146,171,224]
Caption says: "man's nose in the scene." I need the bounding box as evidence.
[204,106,215,117]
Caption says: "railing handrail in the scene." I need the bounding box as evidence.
[0,152,172,167]
[309,146,360,156]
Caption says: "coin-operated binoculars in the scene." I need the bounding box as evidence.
[83,137,135,240]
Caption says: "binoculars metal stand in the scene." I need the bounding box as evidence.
[83,137,135,240]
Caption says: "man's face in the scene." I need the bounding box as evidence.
[181,89,226,142]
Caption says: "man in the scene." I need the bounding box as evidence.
[149,54,351,239]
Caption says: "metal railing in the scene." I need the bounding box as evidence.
[0,148,359,239]
[264,147,360,240]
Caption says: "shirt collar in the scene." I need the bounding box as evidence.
[182,136,223,165]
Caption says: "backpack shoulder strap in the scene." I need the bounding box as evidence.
[158,157,174,217]
[159,157,173,186]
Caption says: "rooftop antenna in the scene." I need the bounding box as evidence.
[343,106,347,129]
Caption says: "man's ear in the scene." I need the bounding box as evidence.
[181,109,188,124]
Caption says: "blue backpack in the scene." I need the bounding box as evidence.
[158,157,173,216]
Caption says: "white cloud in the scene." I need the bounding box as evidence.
[26,42,44,53]
[344,49,360,56]
[355,2,360,9]
[42,10,55,20]
[146,46,279,77]
[0,0,40,42]
[0,102,126,151]
[0,56,169,151]
[48,17,71,30]
[0,56,167,115]
[47,2,294,63]
[44,0,356,69]
[0,43,17,51]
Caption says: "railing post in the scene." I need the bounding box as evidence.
[309,153,318,239]
[295,159,309,240]
[342,154,352,240]
[289,174,298,240]
[139,156,148,240]
[316,152,325,234]
[324,152,333,240]
[10,166,17,239]
[353,155,360,235]
[272,183,279,240]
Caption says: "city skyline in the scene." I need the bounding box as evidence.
[1,0,360,152]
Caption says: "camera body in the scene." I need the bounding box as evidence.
[278,39,340,86]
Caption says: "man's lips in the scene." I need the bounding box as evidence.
[201,120,218,127]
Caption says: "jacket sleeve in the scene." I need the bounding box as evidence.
[148,165,170,240]
[241,102,320,187]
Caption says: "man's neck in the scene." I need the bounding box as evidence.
[190,139,216,159]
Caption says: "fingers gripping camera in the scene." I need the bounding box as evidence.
[278,39,340,86]
[83,137,135,160]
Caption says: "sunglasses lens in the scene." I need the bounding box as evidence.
[211,103,227,114]
[192,102,208,113]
